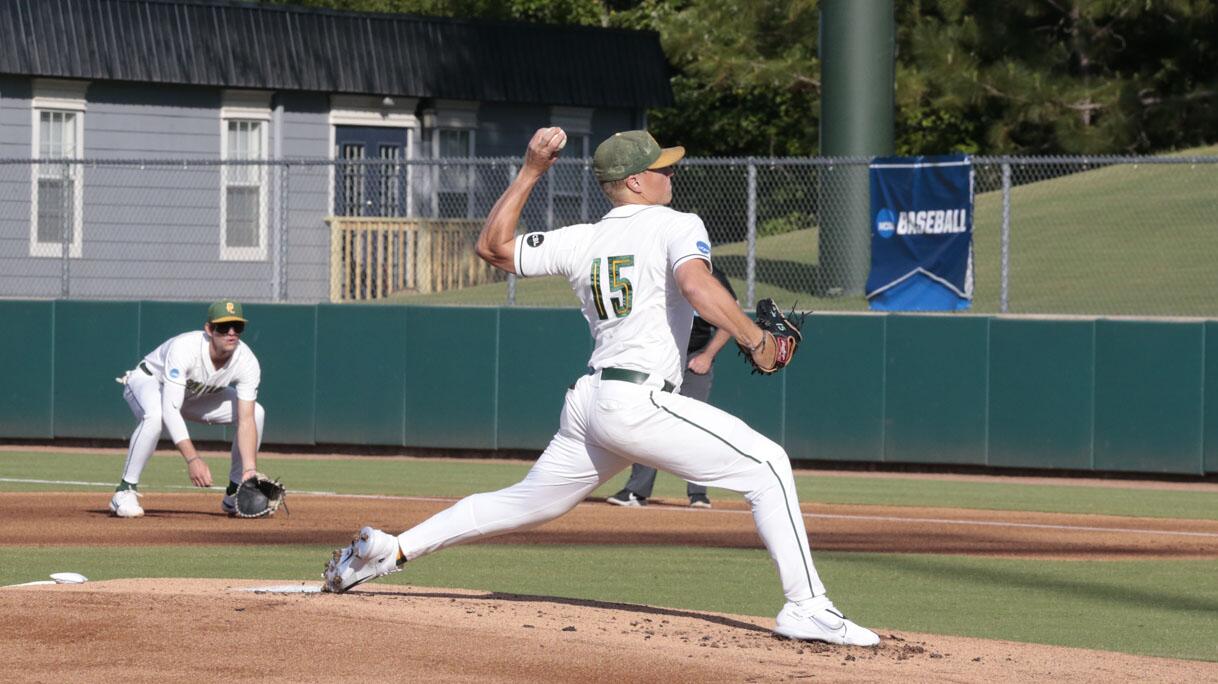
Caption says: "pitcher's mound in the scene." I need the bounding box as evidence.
[1,578,1213,682]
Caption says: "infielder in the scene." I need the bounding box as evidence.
[109,300,265,518]
[608,264,736,508]
[324,129,880,647]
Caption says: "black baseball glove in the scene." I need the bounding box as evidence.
[739,298,804,375]
[233,472,287,518]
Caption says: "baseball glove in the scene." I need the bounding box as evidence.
[739,298,804,375]
[233,472,287,518]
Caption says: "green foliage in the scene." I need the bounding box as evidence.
[758,211,810,237]
[259,0,1218,155]
[259,0,609,24]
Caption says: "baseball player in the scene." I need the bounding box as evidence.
[324,128,879,647]
[109,300,265,518]
[608,264,736,508]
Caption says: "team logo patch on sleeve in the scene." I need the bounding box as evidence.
[168,368,181,379]
[526,234,545,247]
[696,241,711,255]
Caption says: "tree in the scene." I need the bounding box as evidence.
[895,1,1218,154]
[260,0,1218,155]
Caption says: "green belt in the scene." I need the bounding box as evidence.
[600,367,675,393]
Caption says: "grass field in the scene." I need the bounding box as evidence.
[4,450,1217,520]
[375,145,1218,316]
[3,449,1217,662]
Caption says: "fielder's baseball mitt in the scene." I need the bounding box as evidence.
[739,298,804,375]
[233,472,286,518]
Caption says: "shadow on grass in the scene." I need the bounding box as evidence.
[874,554,1218,614]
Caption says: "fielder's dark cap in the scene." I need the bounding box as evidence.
[207,300,246,324]
[593,130,685,182]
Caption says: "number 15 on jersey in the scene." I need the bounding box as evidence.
[590,255,634,320]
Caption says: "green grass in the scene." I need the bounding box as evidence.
[7,544,1216,662]
[972,144,1218,316]
[4,450,1217,520]
[6,450,1218,660]
[370,145,1218,316]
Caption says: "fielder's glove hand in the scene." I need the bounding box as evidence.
[233,472,287,518]
[739,298,804,375]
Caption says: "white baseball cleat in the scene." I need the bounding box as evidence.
[774,597,880,647]
[322,526,402,593]
[109,489,144,518]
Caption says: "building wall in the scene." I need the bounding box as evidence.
[0,76,645,302]
[0,77,54,296]
[276,91,331,302]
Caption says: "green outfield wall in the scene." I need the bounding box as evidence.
[1,301,1213,476]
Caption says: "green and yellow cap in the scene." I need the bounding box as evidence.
[593,130,685,182]
[207,300,246,324]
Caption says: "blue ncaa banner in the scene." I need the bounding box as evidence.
[866,154,974,311]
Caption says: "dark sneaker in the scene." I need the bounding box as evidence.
[689,494,712,509]
[606,489,646,507]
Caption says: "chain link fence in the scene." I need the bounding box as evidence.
[1,155,1215,317]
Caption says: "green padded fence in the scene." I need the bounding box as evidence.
[1,300,1213,476]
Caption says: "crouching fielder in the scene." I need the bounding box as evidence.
[323,128,879,647]
[110,300,265,518]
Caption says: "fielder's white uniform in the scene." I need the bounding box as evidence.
[119,331,265,486]
[398,204,828,603]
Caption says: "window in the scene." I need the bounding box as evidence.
[30,80,86,258]
[434,128,474,218]
[220,91,271,260]
[424,101,478,219]
[549,133,590,228]
[547,107,593,229]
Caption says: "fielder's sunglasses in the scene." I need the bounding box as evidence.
[213,321,245,335]
[647,166,676,177]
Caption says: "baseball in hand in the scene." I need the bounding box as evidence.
[552,127,567,151]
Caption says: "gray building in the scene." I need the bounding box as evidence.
[0,0,672,302]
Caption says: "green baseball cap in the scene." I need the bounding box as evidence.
[207,300,246,324]
[593,130,685,182]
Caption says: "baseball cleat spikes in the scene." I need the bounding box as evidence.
[322,526,402,593]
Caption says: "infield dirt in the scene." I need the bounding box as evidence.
[2,491,1217,682]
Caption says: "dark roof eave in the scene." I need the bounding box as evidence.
[0,0,674,109]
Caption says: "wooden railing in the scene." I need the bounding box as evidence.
[327,217,503,302]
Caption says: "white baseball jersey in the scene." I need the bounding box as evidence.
[394,198,835,613]
[142,330,261,401]
[514,204,712,387]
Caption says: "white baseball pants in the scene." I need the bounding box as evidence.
[120,370,265,485]
[398,372,826,603]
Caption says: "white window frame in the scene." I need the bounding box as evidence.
[424,101,478,218]
[547,107,593,228]
[30,79,87,258]
[327,95,420,218]
[220,90,272,261]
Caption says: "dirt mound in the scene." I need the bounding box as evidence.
[1,579,1214,683]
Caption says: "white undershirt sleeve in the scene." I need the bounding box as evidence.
[160,381,190,444]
